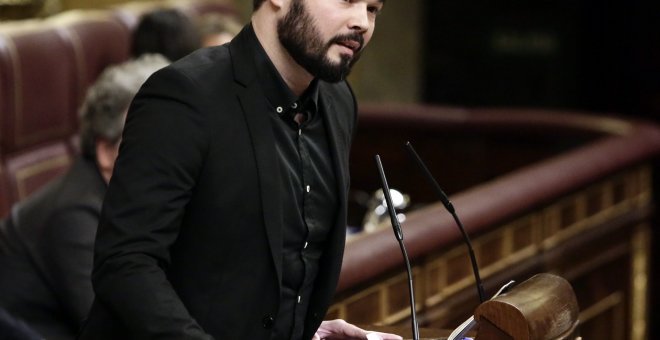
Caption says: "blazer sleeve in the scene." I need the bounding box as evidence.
[43,207,97,330]
[91,66,213,339]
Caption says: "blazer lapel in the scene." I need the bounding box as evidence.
[321,91,348,216]
[230,27,283,287]
[318,91,349,233]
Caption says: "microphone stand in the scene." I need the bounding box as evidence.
[404,142,486,303]
[375,155,420,340]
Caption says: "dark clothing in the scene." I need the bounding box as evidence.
[0,307,43,340]
[0,157,105,340]
[79,23,357,340]
[269,83,339,340]
[253,33,339,340]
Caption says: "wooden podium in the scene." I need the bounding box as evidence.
[474,273,580,340]
[365,273,580,340]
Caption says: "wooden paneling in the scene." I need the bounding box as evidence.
[332,165,652,339]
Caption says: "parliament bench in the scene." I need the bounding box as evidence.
[0,0,237,216]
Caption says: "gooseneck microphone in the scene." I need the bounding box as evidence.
[375,155,420,340]
[404,141,486,303]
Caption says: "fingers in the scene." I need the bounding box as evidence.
[315,319,403,340]
[366,333,383,340]
[366,331,404,340]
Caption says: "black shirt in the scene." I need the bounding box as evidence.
[249,25,339,340]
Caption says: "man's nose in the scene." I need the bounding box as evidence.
[347,3,370,33]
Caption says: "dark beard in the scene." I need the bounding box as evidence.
[277,0,363,82]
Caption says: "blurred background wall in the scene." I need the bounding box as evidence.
[422,1,660,120]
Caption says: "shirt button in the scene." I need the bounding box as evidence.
[262,315,275,329]
[292,102,298,109]
[276,106,283,114]
[298,129,302,136]
[297,295,302,304]
[306,185,310,192]
[303,241,308,249]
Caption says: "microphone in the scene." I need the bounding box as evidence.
[375,155,420,340]
[404,141,486,303]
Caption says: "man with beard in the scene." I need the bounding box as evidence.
[78,0,401,339]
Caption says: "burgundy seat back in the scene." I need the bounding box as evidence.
[50,10,132,111]
[0,21,79,154]
[0,1,239,216]
[3,141,72,204]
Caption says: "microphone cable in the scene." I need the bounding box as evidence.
[404,141,486,303]
[375,155,421,340]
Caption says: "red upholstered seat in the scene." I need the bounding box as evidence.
[0,0,239,212]
[0,21,79,154]
[3,141,73,204]
[49,10,132,110]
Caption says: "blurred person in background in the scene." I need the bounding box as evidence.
[132,8,202,62]
[197,12,242,47]
[0,54,168,340]
[0,306,42,340]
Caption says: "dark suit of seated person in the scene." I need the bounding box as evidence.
[0,54,169,340]
[0,306,42,340]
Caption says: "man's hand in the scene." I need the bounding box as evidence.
[312,319,403,340]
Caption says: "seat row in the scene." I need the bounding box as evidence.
[0,0,239,216]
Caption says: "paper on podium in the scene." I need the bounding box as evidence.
[447,280,516,340]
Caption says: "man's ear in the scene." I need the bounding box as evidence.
[268,0,286,10]
[95,138,120,183]
[96,140,113,170]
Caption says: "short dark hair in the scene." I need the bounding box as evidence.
[253,0,266,11]
[132,8,202,62]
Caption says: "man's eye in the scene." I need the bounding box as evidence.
[368,6,381,15]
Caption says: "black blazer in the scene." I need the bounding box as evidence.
[0,157,105,339]
[79,26,357,340]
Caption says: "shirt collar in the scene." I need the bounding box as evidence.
[247,23,320,117]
